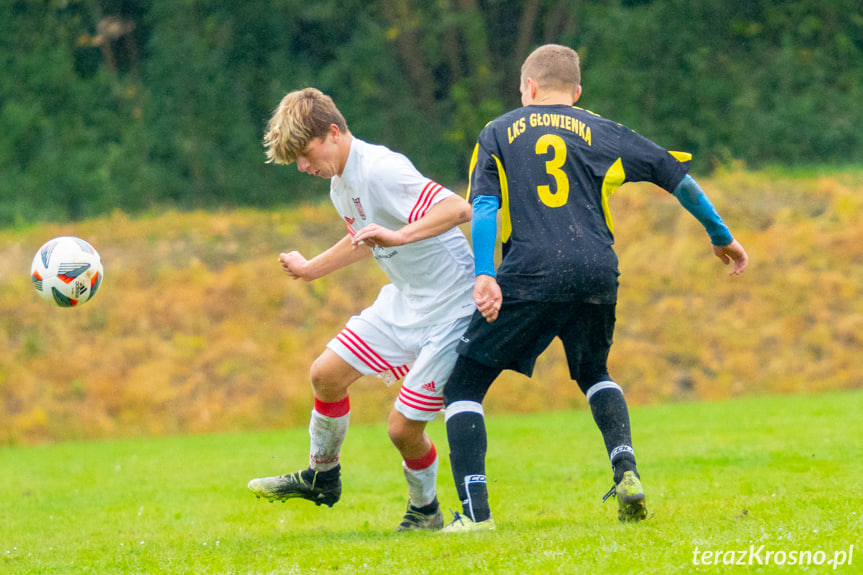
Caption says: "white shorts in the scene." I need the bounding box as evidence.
[327,308,471,422]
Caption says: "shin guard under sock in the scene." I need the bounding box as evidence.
[445,402,491,522]
[403,444,439,508]
[309,397,350,472]
[587,383,638,484]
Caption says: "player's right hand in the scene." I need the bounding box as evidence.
[279,251,309,280]
[474,274,502,322]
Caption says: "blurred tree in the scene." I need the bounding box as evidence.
[0,0,142,222]
[1,0,862,225]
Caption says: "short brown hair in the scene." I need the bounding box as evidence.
[521,44,581,95]
[263,88,348,165]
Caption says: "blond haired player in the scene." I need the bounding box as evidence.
[247,88,475,531]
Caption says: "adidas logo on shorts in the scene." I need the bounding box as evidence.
[421,381,437,392]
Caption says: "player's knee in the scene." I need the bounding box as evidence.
[443,356,499,405]
[573,364,612,395]
[387,423,408,449]
[387,411,425,450]
[309,355,347,398]
[308,357,328,388]
[443,387,479,406]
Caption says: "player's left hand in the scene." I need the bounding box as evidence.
[713,239,749,275]
[474,274,502,322]
[351,223,403,248]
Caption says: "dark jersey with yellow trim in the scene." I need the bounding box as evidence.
[468,104,691,304]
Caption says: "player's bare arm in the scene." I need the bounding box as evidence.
[280,234,372,281]
[350,195,471,248]
[474,274,502,323]
[713,239,748,276]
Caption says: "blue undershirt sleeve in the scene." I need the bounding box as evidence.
[672,174,734,246]
[471,195,499,277]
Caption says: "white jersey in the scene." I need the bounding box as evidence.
[329,138,476,328]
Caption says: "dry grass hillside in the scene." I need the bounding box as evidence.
[1,170,861,444]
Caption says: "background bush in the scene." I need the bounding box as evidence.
[2,170,861,445]
[3,1,862,444]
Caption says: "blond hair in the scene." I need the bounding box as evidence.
[521,44,581,96]
[263,88,348,165]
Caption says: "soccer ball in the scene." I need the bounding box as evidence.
[31,236,104,307]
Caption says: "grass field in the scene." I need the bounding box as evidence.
[2,390,861,574]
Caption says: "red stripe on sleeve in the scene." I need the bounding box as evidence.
[409,181,443,223]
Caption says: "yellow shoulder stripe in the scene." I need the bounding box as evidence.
[669,150,692,163]
[466,143,480,200]
[492,154,512,243]
[601,158,626,233]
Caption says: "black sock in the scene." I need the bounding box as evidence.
[411,498,439,514]
[462,473,490,522]
[302,464,340,484]
[588,387,638,483]
[446,410,491,522]
[611,453,638,484]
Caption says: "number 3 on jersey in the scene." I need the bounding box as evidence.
[535,134,570,207]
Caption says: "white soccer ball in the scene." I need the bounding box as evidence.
[30,236,104,307]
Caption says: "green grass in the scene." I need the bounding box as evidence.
[2,391,861,574]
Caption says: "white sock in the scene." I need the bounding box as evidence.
[308,398,350,472]
[402,444,439,507]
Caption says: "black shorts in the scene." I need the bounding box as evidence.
[456,298,616,388]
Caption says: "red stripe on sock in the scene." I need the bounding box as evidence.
[314,396,350,418]
[404,443,437,471]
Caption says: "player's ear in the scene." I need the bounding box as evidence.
[521,77,538,105]
[529,78,539,100]
[572,84,582,104]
